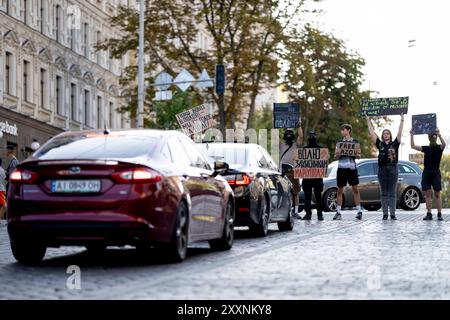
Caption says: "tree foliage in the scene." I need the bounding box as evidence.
[281,25,382,156]
[99,0,313,133]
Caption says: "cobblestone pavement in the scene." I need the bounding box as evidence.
[1,207,450,300]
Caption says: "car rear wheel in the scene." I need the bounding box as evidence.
[323,188,339,212]
[209,201,234,251]
[11,241,46,265]
[250,197,270,237]
[400,187,421,211]
[278,192,295,231]
[164,202,189,262]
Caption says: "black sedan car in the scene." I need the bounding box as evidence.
[199,142,295,237]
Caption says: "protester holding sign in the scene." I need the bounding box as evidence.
[280,125,303,218]
[333,124,363,220]
[300,130,328,221]
[411,129,446,221]
[367,114,404,220]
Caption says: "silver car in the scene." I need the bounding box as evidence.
[299,159,425,212]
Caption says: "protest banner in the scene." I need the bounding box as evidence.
[409,153,424,165]
[273,103,300,129]
[335,141,361,157]
[411,113,437,135]
[292,148,330,179]
[176,104,217,136]
[360,97,409,116]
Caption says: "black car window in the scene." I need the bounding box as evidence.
[35,133,157,160]
[168,137,191,167]
[179,137,211,170]
[399,164,417,174]
[203,144,248,166]
[358,163,376,176]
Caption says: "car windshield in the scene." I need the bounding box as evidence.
[34,133,158,160]
[200,144,248,167]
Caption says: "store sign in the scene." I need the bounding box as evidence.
[0,120,18,136]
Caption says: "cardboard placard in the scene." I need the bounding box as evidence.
[409,153,424,165]
[360,97,409,116]
[176,104,217,136]
[293,148,329,179]
[411,113,437,135]
[273,103,300,129]
[335,141,361,157]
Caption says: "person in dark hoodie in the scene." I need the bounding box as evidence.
[301,130,326,221]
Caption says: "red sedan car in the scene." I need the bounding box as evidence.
[7,130,235,264]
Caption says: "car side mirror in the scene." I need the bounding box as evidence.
[281,163,293,176]
[213,161,229,177]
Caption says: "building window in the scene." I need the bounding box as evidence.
[24,0,28,24]
[109,102,114,128]
[97,96,103,128]
[5,52,12,95]
[40,0,45,33]
[55,5,61,42]
[83,23,89,58]
[70,28,76,51]
[56,75,63,115]
[40,68,47,109]
[84,90,90,126]
[23,60,30,102]
[70,83,77,121]
[96,30,101,64]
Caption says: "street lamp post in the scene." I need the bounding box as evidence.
[137,0,145,128]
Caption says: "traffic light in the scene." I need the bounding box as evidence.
[215,64,225,94]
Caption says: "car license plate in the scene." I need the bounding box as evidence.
[50,180,102,193]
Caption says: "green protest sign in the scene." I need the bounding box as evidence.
[360,97,409,116]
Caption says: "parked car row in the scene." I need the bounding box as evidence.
[7,130,295,265]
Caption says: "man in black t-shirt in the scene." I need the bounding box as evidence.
[411,129,447,221]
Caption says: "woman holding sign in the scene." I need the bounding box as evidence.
[367,114,404,220]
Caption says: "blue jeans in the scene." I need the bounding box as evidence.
[378,165,398,216]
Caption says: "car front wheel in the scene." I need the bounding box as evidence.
[400,187,421,211]
[209,201,234,251]
[323,188,339,212]
[278,192,295,231]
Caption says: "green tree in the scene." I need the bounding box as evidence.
[99,0,313,134]
[281,25,385,157]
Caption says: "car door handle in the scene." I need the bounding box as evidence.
[371,180,378,184]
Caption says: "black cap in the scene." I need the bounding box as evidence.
[307,130,317,138]
[6,145,15,151]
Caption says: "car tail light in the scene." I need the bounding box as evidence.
[9,169,39,184]
[112,167,162,184]
[227,174,252,186]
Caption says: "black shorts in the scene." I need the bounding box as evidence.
[422,170,442,192]
[337,168,359,188]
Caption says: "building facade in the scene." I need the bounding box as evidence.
[0,0,132,162]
